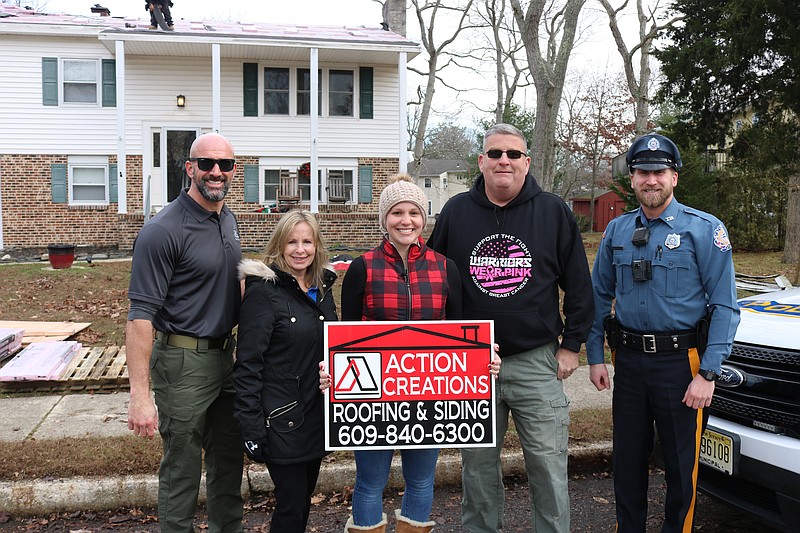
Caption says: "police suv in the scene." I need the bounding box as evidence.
[699,287,800,531]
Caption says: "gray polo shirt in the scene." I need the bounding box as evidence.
[128,189,242,339]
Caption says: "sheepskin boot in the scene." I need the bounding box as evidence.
[344,513,387,533]
[394,509,436,533]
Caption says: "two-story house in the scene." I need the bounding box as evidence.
[0,4,419,251]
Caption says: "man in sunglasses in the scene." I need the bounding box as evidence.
[428,123,594,533]
[126,132,244,532]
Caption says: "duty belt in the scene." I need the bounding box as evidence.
[619,326,697,354]
[155,330,231,351]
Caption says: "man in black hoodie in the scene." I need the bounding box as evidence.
[428,123,594,533]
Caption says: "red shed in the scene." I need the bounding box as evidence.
[571,189,627,232]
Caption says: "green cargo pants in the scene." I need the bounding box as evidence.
[150,338,244,533]
[461,340,571,533]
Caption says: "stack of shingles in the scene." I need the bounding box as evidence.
[0,340,81,381]
[0,327,24,362]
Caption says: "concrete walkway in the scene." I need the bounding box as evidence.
[0,365,613,515]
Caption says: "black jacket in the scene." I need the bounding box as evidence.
[427,173,594,357]
[233,259,338,464]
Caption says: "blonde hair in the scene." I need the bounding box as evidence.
[263,210,330,289]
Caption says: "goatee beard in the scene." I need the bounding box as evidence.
[196,178,229,202]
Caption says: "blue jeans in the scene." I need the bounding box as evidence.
[352,448,440,525]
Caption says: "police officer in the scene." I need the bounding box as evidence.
[586,133,740,532]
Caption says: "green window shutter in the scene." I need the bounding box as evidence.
[358,165,373,203]
[102,59,116,107]
[51,164,67,203]
[244,165,259,202]
[109,164,118,202]
[243,63,258,117]
[359,67,373,119]
[42,57,58,106]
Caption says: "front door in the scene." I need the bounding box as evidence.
[165,129,197,203]
[147,128,199,214]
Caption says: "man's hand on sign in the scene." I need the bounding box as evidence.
[319,361,332,392]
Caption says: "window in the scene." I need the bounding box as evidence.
[264,67,290,115]
[326,169,354,202]
[69,156,109,205]
[329,70,354,116]
[442,176,448,189]
[297,69,322,116]
[63,59,99,104]
[263,169,281,202]
[257,162,357,204]
[253,66,364,118]
[424,178,432,188]
[42,58,115,107]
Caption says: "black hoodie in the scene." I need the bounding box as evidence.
[427,173,594,357]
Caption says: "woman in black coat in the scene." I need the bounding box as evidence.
[233,209,338,532]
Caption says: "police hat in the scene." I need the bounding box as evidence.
[626,134,682,172]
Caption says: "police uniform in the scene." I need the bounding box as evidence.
[586,135,740,532]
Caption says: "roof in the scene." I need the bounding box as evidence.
[408,159,470,177]
[0,4,420,63]
[570,189,619,201]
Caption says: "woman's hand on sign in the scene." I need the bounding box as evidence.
[488,345,501,378]
[319,361,332,392]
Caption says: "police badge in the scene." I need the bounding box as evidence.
[664,233,681,249]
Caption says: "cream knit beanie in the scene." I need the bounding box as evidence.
[378,173,428,232]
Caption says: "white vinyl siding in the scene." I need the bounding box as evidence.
[0,38,401,159]
[0,36,117,154]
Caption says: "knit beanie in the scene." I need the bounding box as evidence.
[378,173,428,232]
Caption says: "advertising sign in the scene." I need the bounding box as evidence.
[324,320,495,450]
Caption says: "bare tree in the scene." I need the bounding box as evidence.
[409,0,475,161]
[598,0,683,136]
[565,71,635,223]
[510,0,587,192]
[465,0,533,123]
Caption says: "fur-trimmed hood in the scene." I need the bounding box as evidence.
[238,258,337,284]
[238,258,278,281]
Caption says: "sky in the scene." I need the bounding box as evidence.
[36,0,638,127]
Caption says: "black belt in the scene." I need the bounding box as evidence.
[619,327,697,354]
[155,330,230,351]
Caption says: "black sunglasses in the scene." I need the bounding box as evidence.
[189,158,236,172]
[485,149,525,160]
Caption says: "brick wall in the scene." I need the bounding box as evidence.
[1,154,399,251]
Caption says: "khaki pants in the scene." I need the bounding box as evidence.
[461,340,571,533]
[151,339,244,533]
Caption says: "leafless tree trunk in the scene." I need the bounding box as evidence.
[785,173,800,271]
[599,0,683,137]
[510,0,586,192]
[409,0,475,162]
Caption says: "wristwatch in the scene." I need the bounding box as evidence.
[698,369,719,382]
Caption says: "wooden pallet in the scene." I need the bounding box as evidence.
[0,320,91,346]
[0,345,128,394]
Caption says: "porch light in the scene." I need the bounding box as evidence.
[176,94,186,108]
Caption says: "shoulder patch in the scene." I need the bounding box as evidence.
[713,224,732,252]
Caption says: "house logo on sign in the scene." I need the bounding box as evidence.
[333,352,382,400]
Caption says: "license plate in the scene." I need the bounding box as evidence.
[699,428,736,475]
